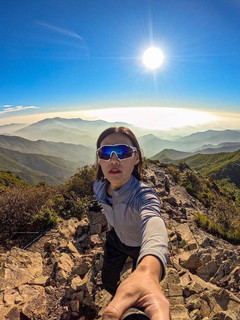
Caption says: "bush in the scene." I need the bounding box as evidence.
[33,207,59,230]
[66,165,95,197]
[0,184,56,246]
[0,171,27,193]
[195,209,240,244]
[167,166,181,183]
[181,171,201,198]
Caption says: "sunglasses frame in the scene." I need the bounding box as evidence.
[97,144,138,161]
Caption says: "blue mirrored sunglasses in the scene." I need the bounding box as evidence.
[97,144,137,161]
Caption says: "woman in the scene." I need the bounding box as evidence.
[93,127,170,320]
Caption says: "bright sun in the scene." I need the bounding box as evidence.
[142,47,164,70]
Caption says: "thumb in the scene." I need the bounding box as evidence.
[102,304,122,320]
[102,291,136,320]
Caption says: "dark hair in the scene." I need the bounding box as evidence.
[95,127,143,181]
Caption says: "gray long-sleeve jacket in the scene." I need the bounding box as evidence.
[93,175,168,279]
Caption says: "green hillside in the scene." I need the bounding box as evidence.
[181,149,240,188]
[0,146,80,185]
[0,134,94,165]
[150,149,192,162]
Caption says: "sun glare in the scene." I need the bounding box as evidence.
[82,107,219,131]
[142,47,164,70]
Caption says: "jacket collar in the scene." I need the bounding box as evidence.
[94,175,138,204]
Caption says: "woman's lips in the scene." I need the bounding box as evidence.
[109,168,121,174]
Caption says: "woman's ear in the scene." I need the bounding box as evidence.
[134,151,140,165]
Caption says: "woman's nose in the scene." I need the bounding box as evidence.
[110,152,120,162]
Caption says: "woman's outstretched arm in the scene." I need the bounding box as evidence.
[102,255,170,320]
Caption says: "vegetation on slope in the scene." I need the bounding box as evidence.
[181,149,240,201]
[166,161,240,243]
[0,166,95,250]
[0,146,79,185]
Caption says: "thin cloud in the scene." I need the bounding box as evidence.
[3,105,13,108]
[0,105,39,115]
[36,21,83,40]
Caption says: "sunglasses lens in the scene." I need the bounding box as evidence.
[98,145,134,160]
[98,146,112,160]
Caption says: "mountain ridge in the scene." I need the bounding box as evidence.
[0,146,80,185]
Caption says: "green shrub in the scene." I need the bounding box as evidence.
[167,166,181,183]
[0,171,27,193]
[181,171,201,198]
[195,211,240,244]
[66,165,95,197]
[33,207,59,230]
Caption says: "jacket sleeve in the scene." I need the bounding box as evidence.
[136,187,168,280]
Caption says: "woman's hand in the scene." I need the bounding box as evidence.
[102,256,170,320]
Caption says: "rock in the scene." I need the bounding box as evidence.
[19,285,47,319]
[58,218,80,238]
[170,305,190,320]
[5,307,21,320]
[71,254,94,276]
[164,196,178,207]
[87,209,107,235]
[95,256,104,272]
[70,300,80,312]
[45,286,55,294]
[0,248,43,290]
[180,272,191,287]
[82,234,103,249]
[161,268,187,315]
[76,218,89,236]
[14,295,24,305]
[228,266,240,288]
[66,241,81,256]
[94,290,111,316]
[211,310,238,320]
[189,309,201,320]
[212,261,232,283]
[44,239,58,252]
[178,251,202,272]
[77,233,88,243]
[3,289,19,306]
[55,252,74,273]
[186,294,202,310]
[29,275,48,285]
[196,260,219,281]
[90,223,102,235]
[175,223,198,250]
[55,269,68,284]
[71,276,83,291]
[72,291,84,303]
[201,289,240,318]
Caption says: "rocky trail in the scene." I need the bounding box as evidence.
[0,162,240,320]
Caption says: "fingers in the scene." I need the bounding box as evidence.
[102,287,137,320]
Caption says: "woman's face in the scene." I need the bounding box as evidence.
[98,133,139,191]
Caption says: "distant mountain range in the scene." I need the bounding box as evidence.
[1,117,240,156]
[12,117,147,146]
[0,123,27,134]
[0,117,240,186]
[151,142,240,162]
[140,130,240,157]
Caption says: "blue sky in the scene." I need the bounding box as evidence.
[0,0,240,133]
